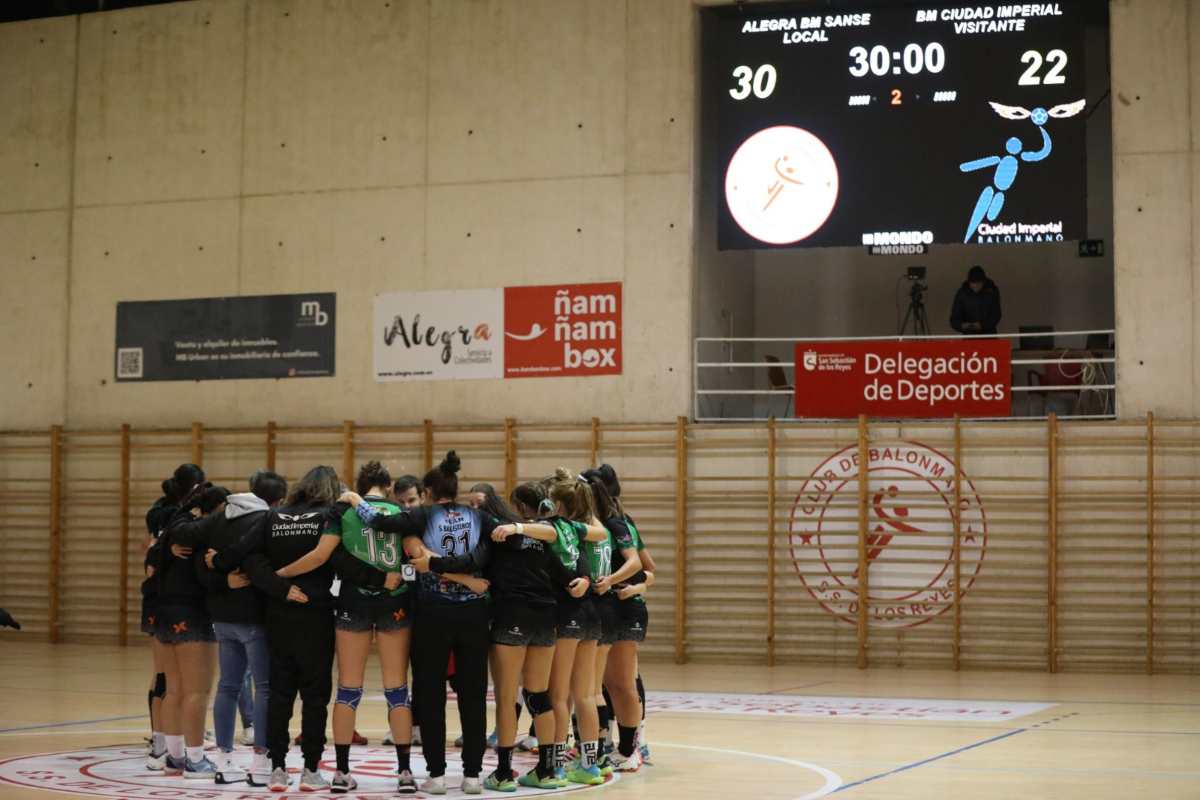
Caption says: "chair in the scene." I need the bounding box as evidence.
[1028,360,1083,416]
[764,355,794,418]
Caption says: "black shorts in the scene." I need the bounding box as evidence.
[140,597,157,636]
[491,603,556,648]
[154,604,215,644]
[594,593,622,645]
[556,598,601,641]
[615,599,648,643]
[335,591,413,633]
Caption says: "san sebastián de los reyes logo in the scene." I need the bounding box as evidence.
[789,441,987,627]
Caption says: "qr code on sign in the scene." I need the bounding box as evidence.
[117,347,143,379]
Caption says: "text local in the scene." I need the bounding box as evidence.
[864,351,999,380]
[864,379,1006,405]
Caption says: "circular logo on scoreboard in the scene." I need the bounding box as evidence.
[788,441,987,628]
[724,125,840,245]
[0,745,614,798]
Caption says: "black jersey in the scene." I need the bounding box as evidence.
[154,506,210,607]
[605,516,647,590]
[430,532,581,608]
[213,501,389,610]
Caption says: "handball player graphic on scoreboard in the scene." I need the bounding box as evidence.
[959,99,1086,243]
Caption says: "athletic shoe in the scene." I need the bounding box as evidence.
[268,767,289,792]
[299,768,329,792]
[566,763,604,785]
[184,755,218,779]
[554,766,568,787]
[609,749,642,773]
[412,725,422,746]
[247,753,271,786]
[352,730,368,746]
[518,769,562,790]
[145,750,167,771]
[483,770,518,792]
[382,730,394,746]
[204,729,215,744]
[330,770,357,793]
[420,775,447,795]
[396,769,418,794]
[163,755,186,777]
[639,742,653,765]
[240,727,255,746]
[596,751,614,777]
[396,767,420,796]
[462,776,482,794]
[214,753,246,784]
[487,731,499,749]
[454,734,464,748]
[516,734,538,752]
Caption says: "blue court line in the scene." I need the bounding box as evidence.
[833,728,1026,793]
[0,714,144,733]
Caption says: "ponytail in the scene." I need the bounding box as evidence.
[423,450,461,501]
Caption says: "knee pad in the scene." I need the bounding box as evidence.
[335,685,364,710]
[152,672,167,699]
[384,685,410,711]
[525,689,553,717]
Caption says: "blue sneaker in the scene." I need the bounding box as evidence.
[487,730,499,749]
[163,755,186,777]
[184,755,218,779]
[639,742,652,765]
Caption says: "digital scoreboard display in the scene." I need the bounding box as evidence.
[712,2,1101,250]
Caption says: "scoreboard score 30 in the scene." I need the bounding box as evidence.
[711,2,1102,250]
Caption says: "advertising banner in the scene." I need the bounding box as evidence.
[793,339,1011,418]
[504,282,622,378]
[374,289,502,381]
[115,293,335,382]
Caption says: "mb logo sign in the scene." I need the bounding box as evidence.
[299,300,329,327]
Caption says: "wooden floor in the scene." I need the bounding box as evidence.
[0,641,1196,799]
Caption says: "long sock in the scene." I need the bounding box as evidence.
[335,744,350,774]
[152,732,166,754]
[597,705,611,751]
[617,725,637,758]
[395,744,411,773]
[554,741,567,769]
[636,674,646,720]
[497,745,514,778]
[537,744,556,778]
[571,714,581,750]
[166,734,184,759]
[147,690,154,734]
[581,740,598,768]
[185,745,203,764]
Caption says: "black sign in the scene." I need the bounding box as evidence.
[115,293,336,382]
[710,1,1103,249]
[867,243,928,256]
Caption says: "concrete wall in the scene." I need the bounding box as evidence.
[0,0,694,429]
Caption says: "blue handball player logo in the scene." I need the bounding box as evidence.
[959,99,1086,242]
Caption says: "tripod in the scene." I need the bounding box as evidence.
[900,281,930,336]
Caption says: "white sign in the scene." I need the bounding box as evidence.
[374,289,502,382]
[645,691,1053,721]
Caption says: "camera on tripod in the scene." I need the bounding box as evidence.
[900,266,929,336]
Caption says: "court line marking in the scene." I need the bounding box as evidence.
[656,741,842,800]
[832,728,1025,793]
[0,715,144,734]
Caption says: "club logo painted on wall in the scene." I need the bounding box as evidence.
[788,442,987,628]
[504,282,622,378]
[0,745,614,798]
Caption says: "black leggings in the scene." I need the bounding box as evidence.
[412,601,490,777]
[265,607,334,771]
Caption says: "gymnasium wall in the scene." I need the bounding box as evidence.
[0,0,693,430]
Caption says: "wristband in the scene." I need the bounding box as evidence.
[515,522,524,535]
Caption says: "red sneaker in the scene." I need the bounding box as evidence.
[352,730,368,746]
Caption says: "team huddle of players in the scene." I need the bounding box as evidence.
[142,451,654,795]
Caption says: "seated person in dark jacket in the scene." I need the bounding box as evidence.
[950,265,1002,335]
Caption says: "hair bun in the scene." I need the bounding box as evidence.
[440,450,462,475]
[554,467,573,481]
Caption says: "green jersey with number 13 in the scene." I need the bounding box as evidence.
[338,497,407,598]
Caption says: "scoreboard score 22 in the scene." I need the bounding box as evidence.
[711,2,1102,250]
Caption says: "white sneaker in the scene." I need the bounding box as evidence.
[145,750,167,771]
[462,776,482,794]
[214,752,246,785]
[299,768,329,792]
[330,770,357,793]
[247,753,271,786]
[382,730,395,746]
[609,748,642,773]
[421,775,447,795]
[411,726,422,746]
[396,769,418,794]
[516,734,538,752]
[240,727,255,746]
[268,766,289,792]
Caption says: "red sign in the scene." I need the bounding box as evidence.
[503,282,621,378]
[793,339,1011,418]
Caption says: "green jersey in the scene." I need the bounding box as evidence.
[582,524,614,581]
[548,517,585,572]
[338,497,408,597]
[607,515,645,605]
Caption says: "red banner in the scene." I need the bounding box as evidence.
[504,282,622,378]
[793,339,1011,418]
